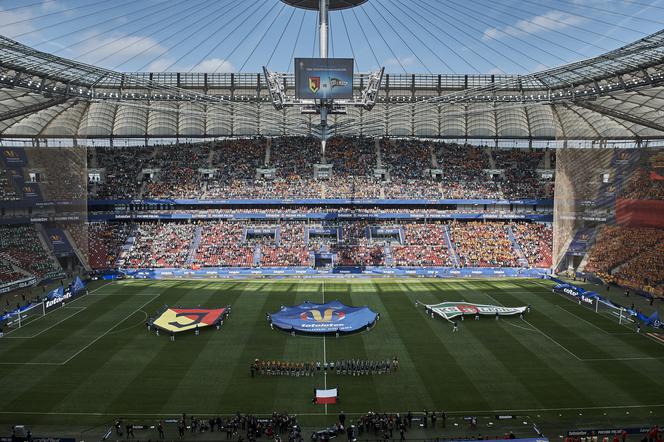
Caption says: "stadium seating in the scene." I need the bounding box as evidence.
[512,222,553,268]
[88,222,131,269]
[89,219,555,270]
[391,223,452,267]
[449,221,520,267]
[0,259,25,284]
[586,225,664,295]
[585,226,664,274]
[124,223,196,268]
[0,225,65,281]
[193,222,254,267]
[84,138,555,200]
[93,146,154,199]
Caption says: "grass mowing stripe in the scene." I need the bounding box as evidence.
[363,282,436,410]
[0,290,151,364]
[475,282,649,408]
[0,283,168,416]
[416,279,539,409]
[325,281,385,413]
[506,282,664,359]
[217,283,301,413]
[157,282,245,414]
[484,281,664,406]
[447,282,556,409]
[100,281,217,414]
[373,281,493,412]
[272,282,332,414]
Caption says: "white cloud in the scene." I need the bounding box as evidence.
[530,63,549,73]
[482,10,586,41]
[146,58,176,72]
[384,56,417,67]
[75,33,166,64]
[0,7,36,38]
[189,58,236,73]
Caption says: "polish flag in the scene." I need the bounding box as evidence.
[315,388,338,404]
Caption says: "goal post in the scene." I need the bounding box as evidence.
[551,279,636,326]
[4,302,45,330]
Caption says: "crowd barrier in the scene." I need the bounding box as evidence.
[87,212,553,222]
[118,266,550,279]
[0,276,36,294]
[88,197,553,207]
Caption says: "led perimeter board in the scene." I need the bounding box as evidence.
[295,58,354,99]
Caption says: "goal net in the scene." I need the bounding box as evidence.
[3,302,45,330]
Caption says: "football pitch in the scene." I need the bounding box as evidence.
[0,278,663,436]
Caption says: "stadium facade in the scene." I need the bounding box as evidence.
[0,23,662,300]
[2,31,664,142]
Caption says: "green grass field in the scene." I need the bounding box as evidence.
[0,278,663,437]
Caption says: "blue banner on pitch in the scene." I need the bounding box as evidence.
[270,300,378,334]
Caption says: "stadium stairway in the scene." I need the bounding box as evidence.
[506,225,530,267]
[442,225,461,267]
[375,139,383,168]
[430,146,439,168]
[544,149,552,169]
[485,147,497,169]
[34,224,65,275]
[185,226,203,266]
[253,245,261,266]
[116,226,139,267]
[264,138,271,166]
[0,257,32,280]
[207,144,216,165]
[384,243,394,266]
[64,229,92,272]
[566,227,598,273]
[88,146,99,168]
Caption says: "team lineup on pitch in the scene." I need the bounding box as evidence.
[0,278,662,431]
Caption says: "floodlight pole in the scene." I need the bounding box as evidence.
[319,0,329,59]
[319,0,329,155]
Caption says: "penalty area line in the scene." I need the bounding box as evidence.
[519,317,584,361]
[2,307,87,339]
[0,282,113,340]
[60,294,161,365]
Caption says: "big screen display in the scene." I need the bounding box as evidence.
[295,58,354,99]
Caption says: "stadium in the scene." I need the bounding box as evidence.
[0,0,663,441]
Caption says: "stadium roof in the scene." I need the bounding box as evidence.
[1,30,664,141]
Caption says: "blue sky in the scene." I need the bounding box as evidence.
[1,0,664,74]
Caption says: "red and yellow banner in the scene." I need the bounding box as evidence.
[153,308,225,333]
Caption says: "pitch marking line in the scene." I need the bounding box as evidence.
[556,305,614,334]
[518,317,583,361]
[322,280,327,416]
[60,294,161,365]
[549,283,664,349]
[0,281,111,340]
[1,403,663,417]
[2,307,87,339]
[482,291,585,361]
[487,292,662,362]
[0,294,160,366]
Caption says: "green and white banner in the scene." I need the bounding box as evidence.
[419,301,526,320]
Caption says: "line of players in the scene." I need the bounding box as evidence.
[251,357,399,377]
